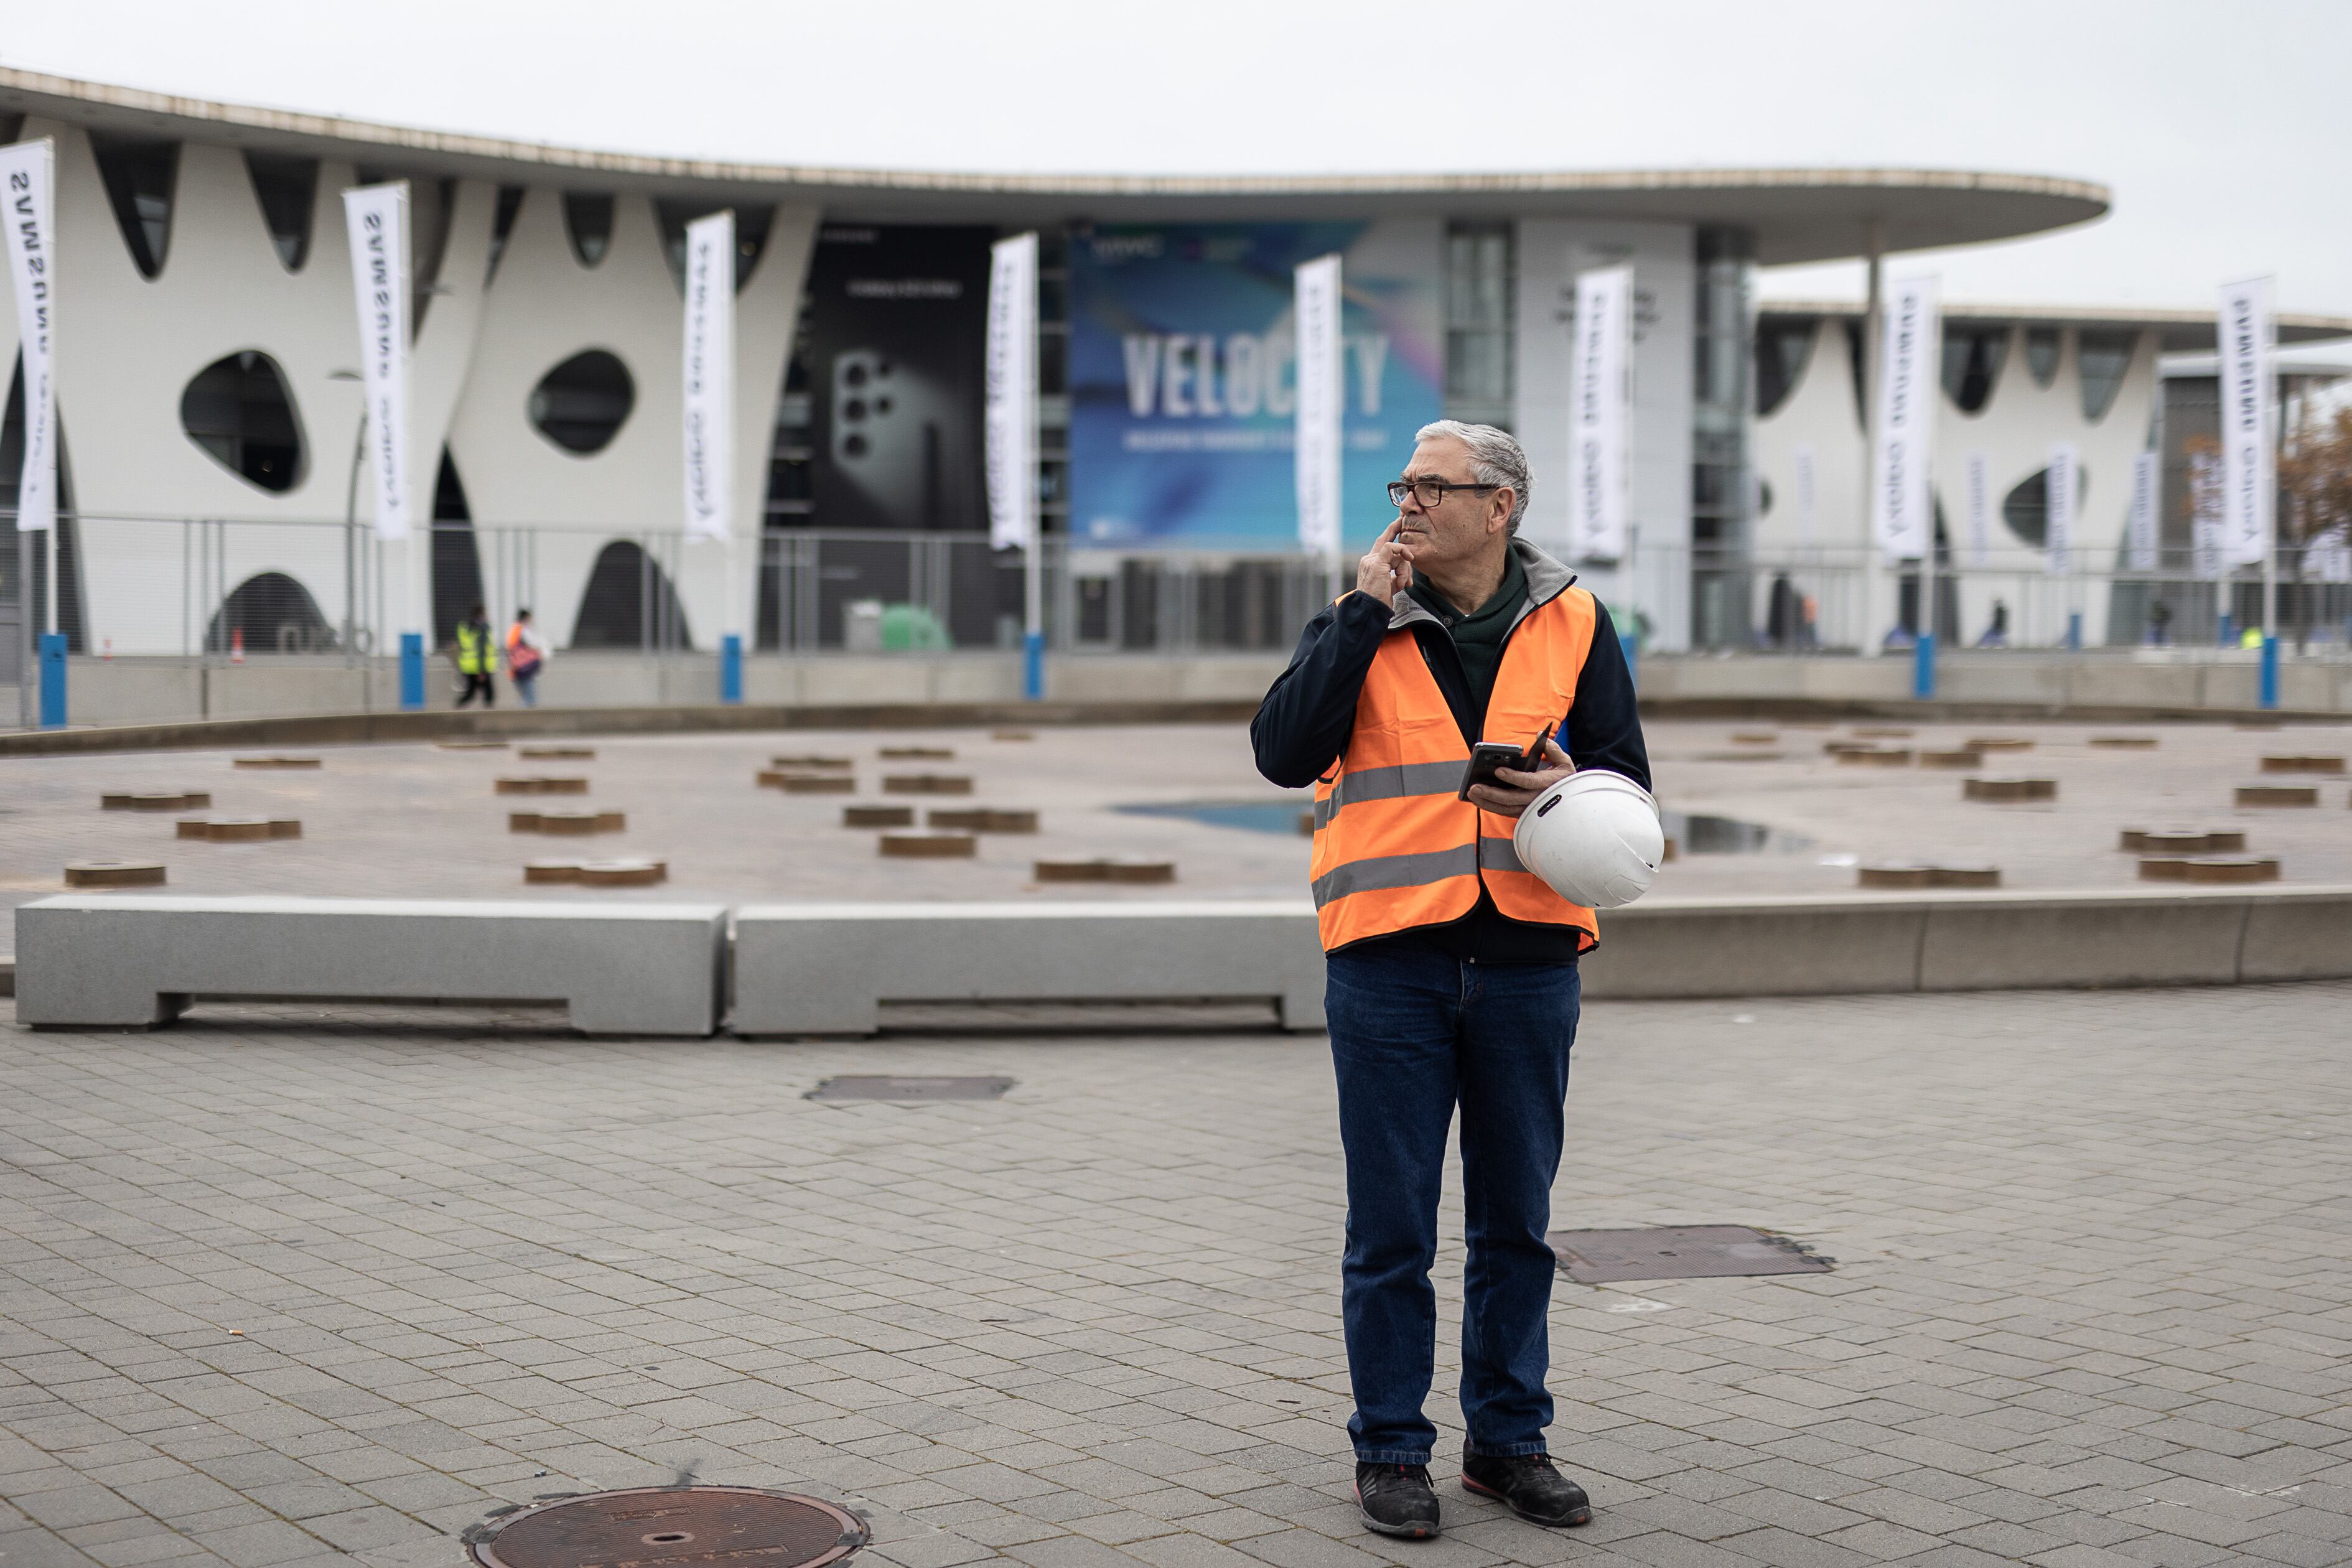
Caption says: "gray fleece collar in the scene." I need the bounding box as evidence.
[1387,537,1578,633]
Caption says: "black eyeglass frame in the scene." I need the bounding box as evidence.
[1386,478,1503,509]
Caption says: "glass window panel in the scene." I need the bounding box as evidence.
[2025,327,2061,387]
[2078,329,2135,422]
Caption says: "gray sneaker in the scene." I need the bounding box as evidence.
[1355,1462,1440,1538]
[1460,1453,1590,1526]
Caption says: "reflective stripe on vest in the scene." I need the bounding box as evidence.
[1307,585,1599,953]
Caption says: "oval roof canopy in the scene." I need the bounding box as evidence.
[1763,299,2352,352]
[0,67,2107,266]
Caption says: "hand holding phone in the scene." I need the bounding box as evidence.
[1458,723,1556,801]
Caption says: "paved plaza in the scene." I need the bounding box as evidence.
[6,981,2352,1568]
[3,717,2351,918]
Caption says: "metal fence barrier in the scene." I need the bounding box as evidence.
[6,513,2351,679]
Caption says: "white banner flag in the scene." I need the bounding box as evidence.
[2218,276,2273,571]
[1294,253,1344,557]
[681,211,734,543]
[342,183,412,543]
[985,232,1039,551]
[0,140,57,534]
[2191,449,2224,581]
[1791,443,1815,549]
[1871,275,1939,561]
[2126,450,2159,572]
[1963,450,1990,567]
[2045,442,2078,575]
[1566,263,1633,562]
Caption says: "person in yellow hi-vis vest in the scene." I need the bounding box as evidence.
[452,604,497,708]
[1252,422,1650,1542]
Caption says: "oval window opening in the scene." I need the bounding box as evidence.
[528,350,635,454]
[180,350,307,492]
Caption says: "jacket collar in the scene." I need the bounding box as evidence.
[1387,536,1578,634]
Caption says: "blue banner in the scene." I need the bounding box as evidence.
[1068,221,1442,551]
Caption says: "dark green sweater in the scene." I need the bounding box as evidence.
[1409,547,1528,729]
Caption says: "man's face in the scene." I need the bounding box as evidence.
[1395,436,1513,571]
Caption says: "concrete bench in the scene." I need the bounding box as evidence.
[733,901,1325,1035]
[14,895,728,1035]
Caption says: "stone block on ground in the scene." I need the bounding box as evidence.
[496,775,590,795]
[174,818,301,842]
[1035,857,1176,884]
[926,808,1038,833]
[2183,857,2280,884]
[880,832,977,858]
[883,773,974,795]
[2237,783,2318,806]
[103,791,210,811]
[1965,777,2057,801]
[64,861,166,888]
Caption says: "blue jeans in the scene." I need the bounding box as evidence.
[1325,946,1580,1464]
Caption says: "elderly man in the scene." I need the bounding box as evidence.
[1252,421,1650,1539]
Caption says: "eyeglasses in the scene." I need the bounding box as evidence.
[1386,477,1501,509]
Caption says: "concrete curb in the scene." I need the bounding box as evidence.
[0,699,1263,758]
[9,887,2348,1025]
[1584,885,2352,999]
[4,693,2346,759]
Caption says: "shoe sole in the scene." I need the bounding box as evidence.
[1355,1486,1440,1539]
[1460,1473,1592,1528]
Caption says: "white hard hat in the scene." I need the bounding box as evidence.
[1512,770,1664,909]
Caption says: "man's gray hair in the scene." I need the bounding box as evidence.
[1416,419,1531,534]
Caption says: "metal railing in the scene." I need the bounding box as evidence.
[7,511,2349,674]
[1,513,1345,670]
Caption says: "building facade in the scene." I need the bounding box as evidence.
[15,66,2336,673]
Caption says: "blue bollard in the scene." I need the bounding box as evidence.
[720,633,744,704]
[2219,611,2234,647]
[37,632,66,729]
[399,631,425,711]
[1022,629,1045,701]
[2066,612,2083,651]
[1912,632,1936,699]
[2260,635,2279,710]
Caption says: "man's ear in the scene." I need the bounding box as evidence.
[1490,487,1516,536]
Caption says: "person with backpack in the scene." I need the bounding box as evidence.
[506,608,548,707]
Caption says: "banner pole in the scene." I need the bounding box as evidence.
[1025,249,1043,702]
[1860,220,1885,658]
[17,525,32,730]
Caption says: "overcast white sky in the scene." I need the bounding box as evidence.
[10,0,2351,320]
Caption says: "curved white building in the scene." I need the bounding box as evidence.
[0,65,2339,683]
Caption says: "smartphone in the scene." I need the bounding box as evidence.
[1458,723,1555,801]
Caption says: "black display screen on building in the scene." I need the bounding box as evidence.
[801,224,993,532]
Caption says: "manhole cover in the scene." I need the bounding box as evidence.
[1550,1225,1831,1284]
[466,1485,866,1568]
[807,1075,1013,1103]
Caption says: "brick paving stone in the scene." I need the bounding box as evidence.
[6,981,2352,1565]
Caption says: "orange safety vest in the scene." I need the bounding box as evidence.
[1309,584,1601,954]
